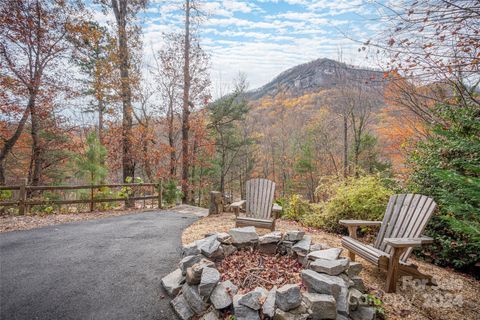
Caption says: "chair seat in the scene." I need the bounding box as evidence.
[341,236,390,268]
[236,216,274,229]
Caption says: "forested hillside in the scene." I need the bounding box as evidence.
[1,0,478,275]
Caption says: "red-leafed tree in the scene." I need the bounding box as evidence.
[0,0,82,185]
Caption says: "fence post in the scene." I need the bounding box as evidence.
[18,178,27,215]
[90,185,94,212]
[158,179,163,209]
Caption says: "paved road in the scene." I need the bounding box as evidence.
[0,210,198,320]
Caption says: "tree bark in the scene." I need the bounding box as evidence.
[343,113,348,178]
[112,0,135,205]
[29,100,42,186]
[181,0,191,203]
[0,99,32,184]
[168,99,176,177]
[98,99,104,145]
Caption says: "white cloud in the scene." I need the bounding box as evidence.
[89,0,383,98]
[222,0,254,13]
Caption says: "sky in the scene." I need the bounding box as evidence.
[92,0,387,93]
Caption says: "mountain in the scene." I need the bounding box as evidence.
[246,58,385,100]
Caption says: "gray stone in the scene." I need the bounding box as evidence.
[210,282,233,309]
[233,294,261,320]
[186,259,216,285]
[171,294,194,320]
[307,248,342,261]
[292,235,311,255]
[223,280,238,295]
[275,284,302,312]
[347,262,363,277]
[186,267,201,285]
[309,243,328,252]
[222,244,237,257]
[161,268,185,296]
[301,269,344,296]
[348,288,364,312]
[201,310,220,320]
[239,290,263,310]
[339,273,355,288]
[262,287,277,318]
[217,232,232,244]
[273,308,309,320]
[302,292,336,320]
[196,235,223,259]
[182,242,200,257]
[228,226,259,245]
[259,243,278,255]
[278,241,295,256]
[180,255,204,274]
[182,284,208,315]
[284,230,305,242]
[259,231,282,244]
[309,258,350,276]
[351,276,366,292]
[350,306,376,320]
[254,286,268,300]
[297,254,309,266]
[199,267,220,299]
[336,285,349,316]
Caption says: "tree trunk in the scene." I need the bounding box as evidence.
[0,97,32,184]
[98,99,104,145]
[343,113,348,178]
[143,133,153,182]
[29,102,42,186]
[189,138,198,203]
[181,0,191,203]
[168,100,176,177]
[112,0,135,206]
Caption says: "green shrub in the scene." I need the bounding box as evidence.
[0,190,13,201]
[95,186,116,211]
[320,175,393,232]
[162,179,183,206]
[299,203,325,228]
[407,101,480,275]
[281,194,312,221]
[31,191,61,215]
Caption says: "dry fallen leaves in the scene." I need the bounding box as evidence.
[217,247,302,293]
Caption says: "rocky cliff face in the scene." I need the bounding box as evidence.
[247,58,385,100]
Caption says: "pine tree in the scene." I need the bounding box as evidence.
[75,132,108,185]
[408,98,480,274]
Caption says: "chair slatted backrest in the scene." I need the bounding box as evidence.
[374,194,437,262]
[245,178,276,219]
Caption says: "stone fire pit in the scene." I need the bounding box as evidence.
[161,226,376,320]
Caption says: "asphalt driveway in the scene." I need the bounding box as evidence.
[0,210,198,320]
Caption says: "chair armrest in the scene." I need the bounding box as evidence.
[339,220,382,227]
[383,236,434,248]
[272,203,282,219]
[230,200,246,208]
[231,200,245,217]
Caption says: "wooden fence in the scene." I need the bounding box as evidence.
[0,179,163,215]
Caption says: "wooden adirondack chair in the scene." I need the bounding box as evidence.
[230,178,282,231]
[340,194,437,293]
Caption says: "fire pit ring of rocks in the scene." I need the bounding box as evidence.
[161,226,376,320]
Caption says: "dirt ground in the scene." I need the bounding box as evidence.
[182,213,480,320]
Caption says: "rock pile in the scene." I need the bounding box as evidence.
[161,226,376,320]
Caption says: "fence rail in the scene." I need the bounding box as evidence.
[0,179,163,215]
